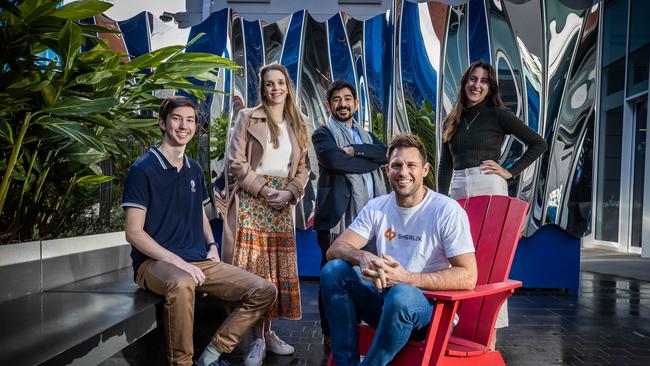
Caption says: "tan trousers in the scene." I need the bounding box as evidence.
[136,259,277,366]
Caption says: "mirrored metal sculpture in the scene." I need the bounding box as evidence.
[109,0,600,237]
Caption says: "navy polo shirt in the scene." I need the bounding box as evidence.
[121,148,211,275]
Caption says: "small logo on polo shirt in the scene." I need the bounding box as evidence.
[190,180,196,192]
[384,228,397,240]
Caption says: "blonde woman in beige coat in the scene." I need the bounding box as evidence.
[222,64,310,366]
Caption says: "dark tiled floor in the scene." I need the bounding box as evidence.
[104,271,650,365]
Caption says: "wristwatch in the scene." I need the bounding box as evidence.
[207,241,218,250]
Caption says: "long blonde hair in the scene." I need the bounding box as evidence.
[258,64,309,151]
[442,60,503,143]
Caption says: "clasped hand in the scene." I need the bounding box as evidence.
[360,253,408,292]
[262,186,293,210]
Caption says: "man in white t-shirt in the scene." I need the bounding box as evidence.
[321,133,478,366]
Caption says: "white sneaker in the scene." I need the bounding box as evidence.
[243,338,265,366]
[264,330,295,355]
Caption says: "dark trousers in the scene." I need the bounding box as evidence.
[317,230,336,337]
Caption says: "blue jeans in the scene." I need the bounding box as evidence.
[321,259,435,366]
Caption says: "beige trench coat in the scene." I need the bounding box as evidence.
[221,106,310,264]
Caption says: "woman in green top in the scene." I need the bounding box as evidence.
[437,60,547,348]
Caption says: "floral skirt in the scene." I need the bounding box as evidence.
[233,175,302,320]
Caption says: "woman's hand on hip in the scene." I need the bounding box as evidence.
[480,160,512,179]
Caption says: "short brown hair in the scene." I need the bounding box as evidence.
[387,133,427,163]
[159,96,198,121]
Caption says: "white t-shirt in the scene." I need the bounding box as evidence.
[348,188,475,273]
[255,121,292,177]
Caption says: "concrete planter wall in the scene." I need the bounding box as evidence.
[0,232,130,303]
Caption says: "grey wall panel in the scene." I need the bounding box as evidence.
[0,241,41,303]
[42,245,132,291]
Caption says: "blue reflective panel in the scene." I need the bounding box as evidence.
[185,9,230,125]
[400,1,437,108]
[468,0,490,63]
[442,5,468,118]
[187,9,229,58]
[281,10,305,86]
[364,12,390,139]
[244,19,264,107]
[526,79,540,133]
[328,14,356,88]
[118,12,150,59]
[356,55,368,129]
[231,15,246,112]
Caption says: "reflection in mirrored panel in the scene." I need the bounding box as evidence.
[441,4,468,121]
[532,2,585,230]
[363,12,390,141]
[145,0,602,236]
[468,0,490,64]
[263,14,290,65]
[243,19,264,107]
[400,0,439,187]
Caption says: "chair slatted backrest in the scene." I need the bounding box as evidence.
[453,195,528,344]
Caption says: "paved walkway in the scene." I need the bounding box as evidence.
[103,248,650,365]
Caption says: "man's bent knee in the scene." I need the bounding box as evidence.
[321,259,352,279]
[384,284,425,310]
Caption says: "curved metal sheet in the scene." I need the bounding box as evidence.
[280,10,306,86]
[243,19,265,107]
[363,12,391,140]
[467,0,491,64]
[132,0,601,238]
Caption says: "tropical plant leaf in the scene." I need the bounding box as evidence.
[42,96,118,116]
[59,20,83,74]
[125,45,185,71]
[50,0,112,21]
[116,118,159,129]
[0,118,13,144]
[20,0,59,24]
[85,114,117,128]
[71,70,124,86]
[39,117,106,152]
[73,174,113,185]
[65,147,107,165]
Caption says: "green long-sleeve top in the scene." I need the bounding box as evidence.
[437,100,547,196]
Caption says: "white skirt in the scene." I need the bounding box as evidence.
[449,166,509,329]
[449,167,508,199]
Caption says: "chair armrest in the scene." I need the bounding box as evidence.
[423,279,522,301]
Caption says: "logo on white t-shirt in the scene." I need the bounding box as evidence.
[383,227,422,242]
[384,228,397,240]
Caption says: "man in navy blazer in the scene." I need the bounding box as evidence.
[312,80,388,348]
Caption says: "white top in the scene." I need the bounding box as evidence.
[255,121,292,177]
[348,188,475,273]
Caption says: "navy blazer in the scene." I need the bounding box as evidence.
[312,125,388,231]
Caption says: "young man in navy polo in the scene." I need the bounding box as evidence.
[122,96,276,366]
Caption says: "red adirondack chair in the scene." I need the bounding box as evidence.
[327,195,528,366]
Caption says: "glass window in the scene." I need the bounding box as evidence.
[627,0,650,96]
[595,0,629,243]
[631,99,647,248]
[595,106,623,242]
[602,0,628,68]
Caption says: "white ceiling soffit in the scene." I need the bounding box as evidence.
[210,0,471,22]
